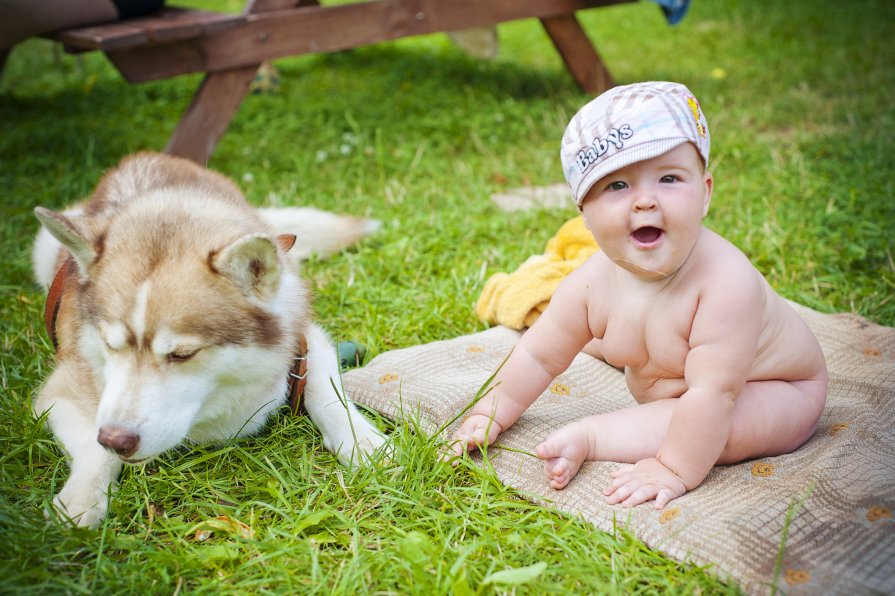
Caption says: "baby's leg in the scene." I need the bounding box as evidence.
[581,339,603,359]
[717,377,826,463]
[537,376,826,489]
[536,401,674,489]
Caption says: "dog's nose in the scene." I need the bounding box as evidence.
[97,426,140,457]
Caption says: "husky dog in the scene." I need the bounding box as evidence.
[31,152,385,529]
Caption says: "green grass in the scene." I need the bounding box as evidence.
[1,0,893,592]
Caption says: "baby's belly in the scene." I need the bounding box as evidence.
[624,369,688,403]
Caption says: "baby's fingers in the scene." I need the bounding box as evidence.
[604,482,631,504]
[603,465,635,496]
[440,439,466,466]
[449,426,488,456]
[608,482,660,508]
[653,488,677,510]
[611,464,634,478]
[446,433,476,460]
[622,486,661,508]
[604,477,642,504]
[609,464,635,480]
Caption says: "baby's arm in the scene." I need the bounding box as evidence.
[452,263,598,456]
[606,269,763,508]
[451,336,562,455]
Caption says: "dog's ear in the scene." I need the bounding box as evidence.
[275,234,297,252]
[211,234,281,298]
[34,207,98,278]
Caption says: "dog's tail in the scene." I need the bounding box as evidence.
[258,207,380,261]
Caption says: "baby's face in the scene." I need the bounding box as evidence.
[580,143,712,281]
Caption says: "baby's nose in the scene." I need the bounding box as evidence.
[632,194,658,210]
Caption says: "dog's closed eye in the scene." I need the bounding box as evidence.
[167,349,199,363]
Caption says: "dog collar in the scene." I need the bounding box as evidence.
[287,335,308,413]
[44,257,77,351]
[43,257,308,411]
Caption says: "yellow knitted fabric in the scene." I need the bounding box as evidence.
[475,216,599,330]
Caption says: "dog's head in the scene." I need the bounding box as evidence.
[35,193,305,463]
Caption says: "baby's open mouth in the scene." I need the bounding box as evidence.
[632,226,663,245]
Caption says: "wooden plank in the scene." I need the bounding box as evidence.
[540,14,613,94]
[244,0,307,12]
[47,7,245,52]
[164,64,259,164]
[50,22,148,52]
[109,0,632,82]
[142,8,247,43]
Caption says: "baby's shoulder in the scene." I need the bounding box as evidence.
[572,249,615,283]
[697,229,759,273]
[558,250,614,298]
[693,229,767,298]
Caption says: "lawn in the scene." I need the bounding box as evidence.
[1,0,892,592]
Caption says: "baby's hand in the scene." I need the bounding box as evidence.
[603,457,687,509]
[449,414,503,460]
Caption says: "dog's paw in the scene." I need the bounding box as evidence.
[326,419,387,468]
[351,425,388,463]
[50,490,107,529]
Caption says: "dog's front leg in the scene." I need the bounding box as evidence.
[302,323,385,466]
[35,373,122,529]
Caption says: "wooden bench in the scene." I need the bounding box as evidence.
[45,0,633,164]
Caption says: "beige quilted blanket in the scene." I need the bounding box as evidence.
[342,303,895,594]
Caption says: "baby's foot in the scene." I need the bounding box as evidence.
[536,423,592,490]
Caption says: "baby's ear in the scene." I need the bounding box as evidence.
[701,172,714,217]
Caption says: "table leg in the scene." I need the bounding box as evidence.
[540,14,613,95]
[164,64,259,164]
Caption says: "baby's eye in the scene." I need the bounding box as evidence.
[660,175,679,183]
[606,181,627,191]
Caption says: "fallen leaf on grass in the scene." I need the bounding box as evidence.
[189,515,255,542]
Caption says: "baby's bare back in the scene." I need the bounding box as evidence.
[583,229,826,404]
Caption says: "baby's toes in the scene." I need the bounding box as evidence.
[535,437,562,460]
[538,432,588,490]
[546,457,582,490]
[543,458,567,482]
[549,473,572,490]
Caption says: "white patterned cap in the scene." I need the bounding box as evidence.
[561,81,710,207]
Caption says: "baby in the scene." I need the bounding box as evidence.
[452,81,827,509]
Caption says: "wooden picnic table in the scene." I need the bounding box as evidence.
[45,0,633,164]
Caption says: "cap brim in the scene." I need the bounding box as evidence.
[574,138,690,207]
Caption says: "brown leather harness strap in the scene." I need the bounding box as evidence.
[44,257,77,351]
[286,334,308,413]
